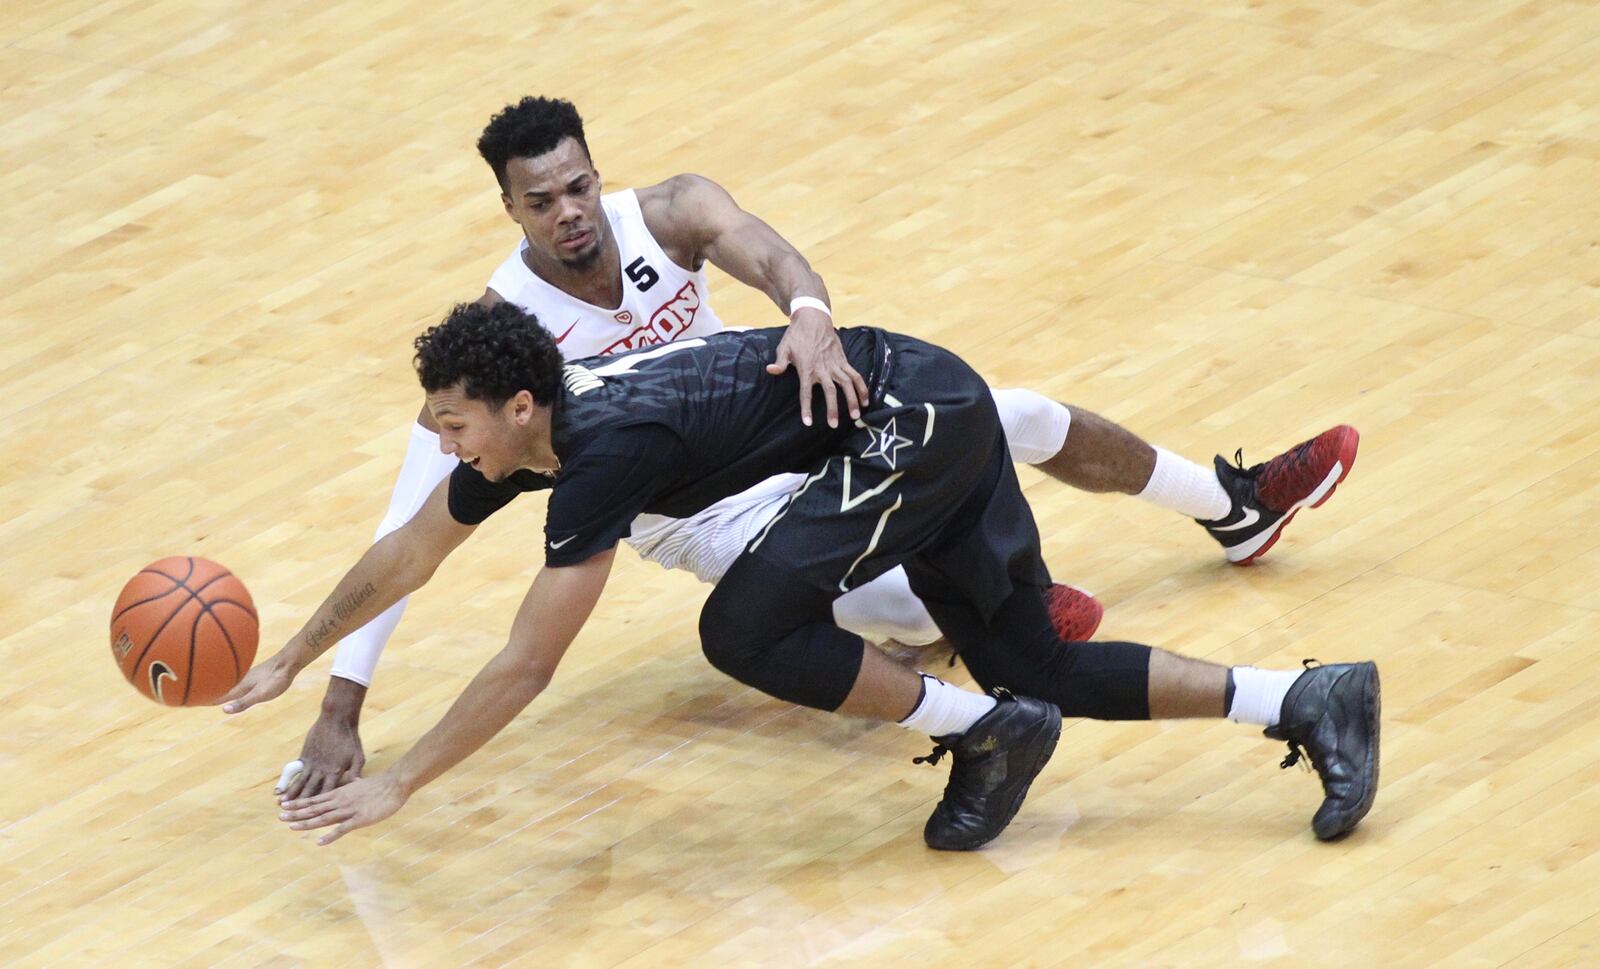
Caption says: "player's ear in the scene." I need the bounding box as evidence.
[501,193,515,220]
[509,389,535,425]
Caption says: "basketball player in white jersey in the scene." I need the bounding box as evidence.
[271,97,1360,802]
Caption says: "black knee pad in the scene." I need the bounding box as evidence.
[697,553,864,711]
[698,581,767,680]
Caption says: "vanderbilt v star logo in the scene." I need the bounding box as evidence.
[859,416,913,470]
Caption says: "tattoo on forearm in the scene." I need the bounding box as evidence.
[305,582,378,654]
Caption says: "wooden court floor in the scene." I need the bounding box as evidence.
[3,1,1600,966]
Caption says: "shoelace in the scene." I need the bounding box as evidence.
[1276,659,1323,773]
[911,688,1013,766]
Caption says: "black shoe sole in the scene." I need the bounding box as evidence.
[1316,661,1381,841]
[926,709,1063,852]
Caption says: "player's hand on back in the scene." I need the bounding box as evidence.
[217,651,297,714]
[277,710,366,803]
[767,309,869,428]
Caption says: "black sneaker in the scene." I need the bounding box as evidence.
[1198,425,1360,565]
[1264,660,1381,840]
[917,692,1062,851]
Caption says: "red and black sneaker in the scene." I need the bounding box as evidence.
[1045,583,1103,642]
[1198,425,1360,565]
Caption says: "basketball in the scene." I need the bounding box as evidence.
[110,556,259,706]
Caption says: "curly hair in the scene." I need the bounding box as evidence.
[414,302,565,407]
[477,96,590,192]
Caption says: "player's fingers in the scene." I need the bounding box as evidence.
[221,685,261,715]
[819,376,840,428]
[288,809,341,830]
[280,769,313,803]
[834,368,863,422]
[306,771,338,800]
[281,780,333,811]
[279,801,331,823]
[850,368,870,415]
[318,820,356,846]
[797,374,816,426]
[275,764,305,802]
[766,344,793,376]
[274,759,305,796]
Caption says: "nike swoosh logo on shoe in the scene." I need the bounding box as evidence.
[1213,507,1261,532]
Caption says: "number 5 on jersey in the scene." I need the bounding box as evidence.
[626,257,659,292]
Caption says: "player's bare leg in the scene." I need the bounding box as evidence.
[1147,649,1230,718]
[1037,406,1157,494]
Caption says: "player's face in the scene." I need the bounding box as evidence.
[427,385,535,482]
[501,137,606,272]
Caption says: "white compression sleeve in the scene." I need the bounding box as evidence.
[327,423,459,686]
[832,567,943,646]
[990,388,1072,465]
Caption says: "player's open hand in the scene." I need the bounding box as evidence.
[767,310,869,428]
[218,651,296,714]
[279,771,408,846]
[277,712,366,803]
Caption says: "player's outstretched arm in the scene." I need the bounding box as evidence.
[218,479,475,715]
[279,410,460,801]
[654,174,867,428]
[278,548,616,845]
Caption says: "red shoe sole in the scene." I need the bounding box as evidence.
[1046,584,1104,641]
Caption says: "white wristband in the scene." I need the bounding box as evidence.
[788,296,832,320]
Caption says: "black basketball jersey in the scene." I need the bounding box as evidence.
[446,326,892,565]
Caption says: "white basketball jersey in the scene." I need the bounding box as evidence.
[485,189,727,360]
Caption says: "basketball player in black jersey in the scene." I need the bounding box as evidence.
[274,97,1362,808]
[244,303,1379,849]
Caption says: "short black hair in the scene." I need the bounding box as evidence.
[477,96,590,192]
[414,302,565,408]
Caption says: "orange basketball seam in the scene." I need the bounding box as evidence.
[111,584,182,623]
[125,594,202,699]
[138,556,197,587]
[122,556,199,684]
[174,573,252,705]
[204,601,254,677]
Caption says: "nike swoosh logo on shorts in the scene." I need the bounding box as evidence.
[549,535,577,549]
[1212,506,1261,532]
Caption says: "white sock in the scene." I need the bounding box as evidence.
[899,674,998,737]
[1137,446,1232,520]
[1226,667,1303,727]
